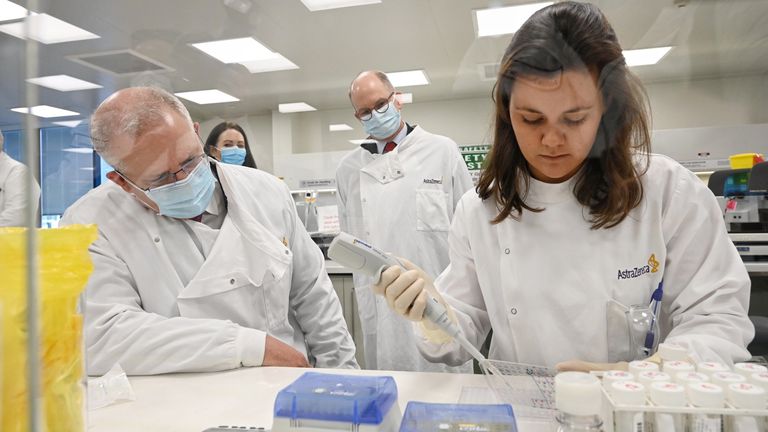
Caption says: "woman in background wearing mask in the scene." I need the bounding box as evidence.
[205,121,258,168]
[372,1,752,371]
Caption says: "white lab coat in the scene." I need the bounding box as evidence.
[336,125,474,371]
[418,154,754,368]
[61,161,357,375]
[0,152,40,227]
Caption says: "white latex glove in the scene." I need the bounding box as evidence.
[373,257,446,322]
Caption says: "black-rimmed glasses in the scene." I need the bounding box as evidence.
[355,92,395,121]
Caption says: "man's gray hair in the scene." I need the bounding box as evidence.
[90,86,192,168]
[0,129,4,153]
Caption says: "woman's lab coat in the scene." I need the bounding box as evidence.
[0,152,40,227]
[417,154,754,368]
[336,125,474,371]
[62,161,357,375]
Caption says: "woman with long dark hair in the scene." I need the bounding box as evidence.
[204,121,258,169]
[373,1,752,370]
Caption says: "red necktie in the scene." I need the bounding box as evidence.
[383,141,397,153]
[190,214,203,222]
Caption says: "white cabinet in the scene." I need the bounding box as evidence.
[330,273,365,368]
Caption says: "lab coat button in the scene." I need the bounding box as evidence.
[153,237,160,243]
[229,278,236,285]
[284,249,290,255]
[510,307,517,315]
[504,248,510,254]
[362,198,367,203]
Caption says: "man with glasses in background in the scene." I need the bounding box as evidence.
[335,70,473,372]
[0,129,40,227]
[61,87,358,375]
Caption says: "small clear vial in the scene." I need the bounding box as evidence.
[697,361,730,379]
[629,360,660,376]
[610,381,646,432]
[687,382,725,432]
[727,382,766,432]
[675,371,709,386]
[603,370,634,390]
[664,360,695,376]
[710,371,746,388]
[734,363,768,381]
[555,372,604,432]
[649,382,686,432]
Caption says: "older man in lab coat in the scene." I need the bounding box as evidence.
[62,87,357,375]
[0,129,40,227]
[335,71,474,372]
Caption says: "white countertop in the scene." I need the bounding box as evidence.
[88,367,557,432]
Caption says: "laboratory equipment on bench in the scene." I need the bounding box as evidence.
[272,372,400,432]
[328,232,558,419]
[399,402,518,432]
[709,160,768,266]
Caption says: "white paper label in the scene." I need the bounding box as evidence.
[316,205,340,233]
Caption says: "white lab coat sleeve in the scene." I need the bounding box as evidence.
[336,165,349,233]
[0,164,40,227]
[66,225,263,376]
[660,169,753,364]
[415,194,491,366]
[282,184,359,369]
[451,148,474,210]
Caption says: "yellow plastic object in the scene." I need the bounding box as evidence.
[729,153,764,169]
[0,225,97,432]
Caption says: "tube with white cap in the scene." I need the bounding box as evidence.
[649,382,686,432]
[603,370,634,391]
[628,360,659,376]
[688,382,725,432]
[610,381,646,432]
[697,361,730,379]
[734,363,768,381]
[664,360,695,375]
[727,382,767,432]
[555,372,604,432]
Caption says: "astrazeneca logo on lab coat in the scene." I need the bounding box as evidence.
[617,253,660,280]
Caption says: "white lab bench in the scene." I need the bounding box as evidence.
[87,367,556,432]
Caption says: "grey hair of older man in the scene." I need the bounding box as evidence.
[90,87,193,170]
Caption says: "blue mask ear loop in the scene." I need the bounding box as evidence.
[644,280,664,355]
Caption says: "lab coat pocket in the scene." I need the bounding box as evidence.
[415,188,451,232]
[177,271,269,330]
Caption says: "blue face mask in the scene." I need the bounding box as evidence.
[146,160,217,219]
[220,147,246,165]
[361,102,402,140]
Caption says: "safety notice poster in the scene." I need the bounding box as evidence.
[459,145,490,185]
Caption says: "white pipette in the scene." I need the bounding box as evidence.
[327,232,499,373]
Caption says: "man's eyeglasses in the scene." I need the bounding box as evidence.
[355,92,395,121]
[118,153,206,192]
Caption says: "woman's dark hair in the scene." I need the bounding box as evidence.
[477,1,651,229]
[204,121,258,169]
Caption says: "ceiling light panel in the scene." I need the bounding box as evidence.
[175,90,239,105]
[623,47,673,66]
[474,2,552,38]
[27,75,101,91]
[278,102,316,113]
[329,124,353,132]
[386,70,429,87]
[11,105,79,118]
[0,13,99,44]
[301,0,381,12]
[191,37,275,64]
[0,0,29,22]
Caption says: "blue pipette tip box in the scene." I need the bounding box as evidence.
[273,372,400,431]
[399,402,518,432]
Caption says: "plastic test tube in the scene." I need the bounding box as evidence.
[650,382,687,432]
[637,371,671,394]
[603,370,634,390]
[727,382,767,432]
[688,382,726,432]
[676,371,709,386]
[664,360,695,375]
[734,363,768,380]
[711,371,746,388]
[750,372,768,390]
[610,381,647,432]
[629,360,659,376]
[698,361,730,378]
